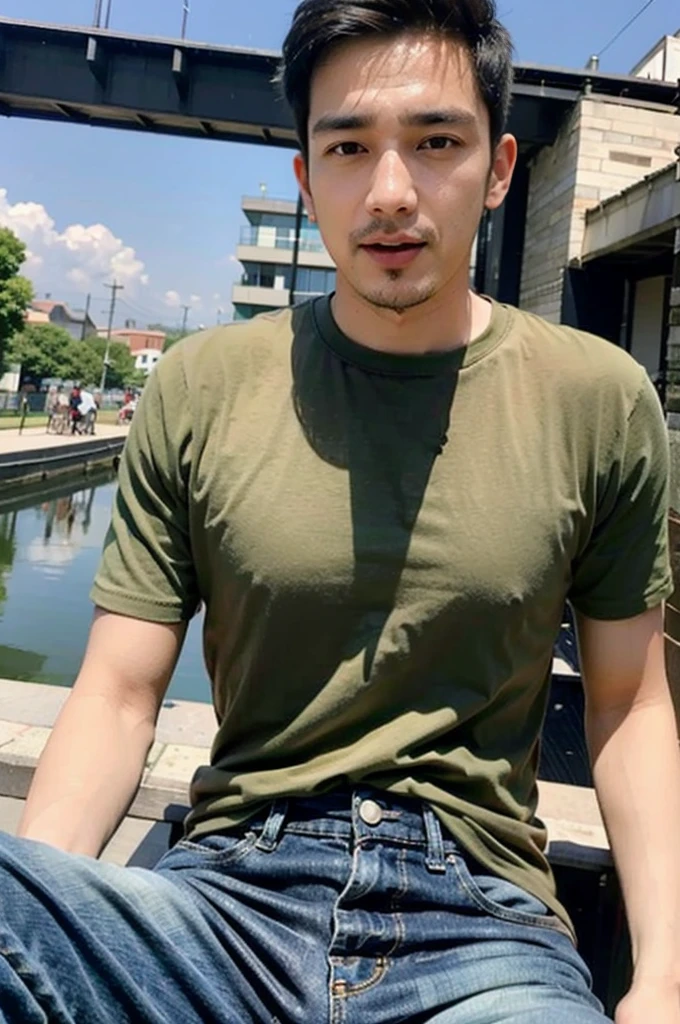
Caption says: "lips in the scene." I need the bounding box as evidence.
[360,240,427,269]
[363,242,425,252]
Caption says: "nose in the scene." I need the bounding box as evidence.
[365,149,417,220]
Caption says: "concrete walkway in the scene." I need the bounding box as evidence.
[0,423,128,455]
[0,678,215,865]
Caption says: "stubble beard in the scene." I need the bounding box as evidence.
[356,269,439,315]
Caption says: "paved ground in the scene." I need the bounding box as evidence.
[0,423,128,455]
[0,679,212,866]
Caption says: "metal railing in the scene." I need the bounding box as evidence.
[239,227,327,254]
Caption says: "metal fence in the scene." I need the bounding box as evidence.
[0,389,125,417]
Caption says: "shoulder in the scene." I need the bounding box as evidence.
[505,305,648,414]
[157,307,295,392]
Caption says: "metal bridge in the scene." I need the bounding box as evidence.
[1,17,677,151]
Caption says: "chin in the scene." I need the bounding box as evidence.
[359,281,439,313]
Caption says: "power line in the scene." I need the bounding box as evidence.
[118,296,174,323]
[101,280,124,392]
[596,0,657,59]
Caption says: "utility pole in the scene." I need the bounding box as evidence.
[181,304,190,335]
[104,0,113,28]
[181,1,190,39]
[100,280,124,392]
[81,293,91,341]
[92,0,103,26]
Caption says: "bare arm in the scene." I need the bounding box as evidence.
[577,606,680,994]
[18,608,187,857]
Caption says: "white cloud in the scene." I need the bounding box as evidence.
[164,289,181,308]
[189,294,202,309]
[0,187,148,297]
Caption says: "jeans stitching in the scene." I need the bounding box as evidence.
[383,846,408,959]
[336,956,389,998]
[0,936,71,1024]
[172,833,258,865]
[448,855,572,937]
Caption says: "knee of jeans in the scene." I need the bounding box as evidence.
[455,986,608,1023]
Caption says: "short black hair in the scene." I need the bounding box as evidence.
[278,0,514,161]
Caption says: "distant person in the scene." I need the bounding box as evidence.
[44,385,58,420]
[69,385,82,434]
[56,386,70,422]
[78,387,97,435]
[117,392,137,426]
[2,2,679,1023]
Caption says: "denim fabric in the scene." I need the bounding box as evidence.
[0,788,610,1023]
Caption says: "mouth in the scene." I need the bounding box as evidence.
[359,241,427,269]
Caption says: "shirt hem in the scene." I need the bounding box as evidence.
[570,579,673,621]
[90,584,195,623]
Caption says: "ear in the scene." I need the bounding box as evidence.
[485,134,518,211]
[293,153,316,221]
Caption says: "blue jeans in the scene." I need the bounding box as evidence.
[0,788,610,1023]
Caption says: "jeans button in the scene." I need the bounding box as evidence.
[359,799,383,826]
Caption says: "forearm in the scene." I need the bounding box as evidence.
[588,695,680,982]
[18,687,154,857]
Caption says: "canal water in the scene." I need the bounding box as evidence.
[0,471,210,703]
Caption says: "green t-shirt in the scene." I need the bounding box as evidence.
[92,296,672,934]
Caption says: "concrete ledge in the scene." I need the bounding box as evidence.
[0,436,125,487]
[0,681,612,873]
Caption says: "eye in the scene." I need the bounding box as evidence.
[420,136,459,151]
[328,141,366,156]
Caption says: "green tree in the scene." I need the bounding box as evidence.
[144,323,188,354]
[82,337,137,390]
[162,331,188,354]
[7,324,80,383]
[0,228,34,373]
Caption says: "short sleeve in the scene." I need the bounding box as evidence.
[90,346,200,622]
[569,372,673,620]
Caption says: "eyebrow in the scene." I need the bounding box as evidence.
[311,108,477,135]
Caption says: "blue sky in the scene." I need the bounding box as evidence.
[0,0,677,331]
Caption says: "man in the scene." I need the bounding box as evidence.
[68,383,82,434]
[77,386,98,435]
[1,2,679,1022]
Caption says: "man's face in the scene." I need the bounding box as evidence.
[295,33,516,314]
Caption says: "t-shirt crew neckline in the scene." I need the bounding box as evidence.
[312,293,512,377]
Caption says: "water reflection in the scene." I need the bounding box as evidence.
[0,510,18,612]
[29,489,99,573]
[0,472,208,702]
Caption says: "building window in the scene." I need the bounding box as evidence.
[296,268,336,295]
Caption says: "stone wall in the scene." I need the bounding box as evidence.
[520,106,580,321]
[520,96,679,322]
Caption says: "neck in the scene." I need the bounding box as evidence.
[331,274,492,356]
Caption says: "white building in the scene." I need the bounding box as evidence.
[630,30,680,83]
[134,348,162,375]
[232,195,336,320]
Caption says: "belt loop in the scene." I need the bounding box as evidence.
[255,799,288,853]
[423,806,447,874]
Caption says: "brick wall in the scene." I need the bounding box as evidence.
[520,96,679,322]
[571,97,680,260]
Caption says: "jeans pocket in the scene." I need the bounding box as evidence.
[448,852,571,937]
[164,832,258,869]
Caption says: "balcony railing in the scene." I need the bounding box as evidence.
[239,227,328,254]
